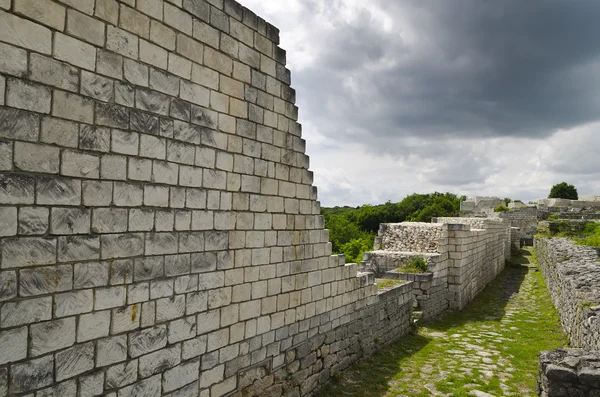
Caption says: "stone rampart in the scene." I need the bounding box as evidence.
[498,207,539,243]
[375,222,443,253]
[534,238,600,351]
[535,237,600,396]
[0,1,414,396]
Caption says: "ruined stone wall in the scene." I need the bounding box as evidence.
[534,238,600,351]
[0,1,414,396]
[364,220,509,318]
[538,349,600,397]
[376,222,444,253]
[498,207,538,242]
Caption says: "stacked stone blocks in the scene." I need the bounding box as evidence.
[0,1,415,396]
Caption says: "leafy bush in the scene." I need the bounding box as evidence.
[339,237,372,264]
[549,182,578,200]
[494,205,510,212]
[397,257,428,273]
[547,214,559,220]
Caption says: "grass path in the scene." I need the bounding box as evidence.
[318,248,567,397]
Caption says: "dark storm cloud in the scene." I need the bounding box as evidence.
[294,0,600,147]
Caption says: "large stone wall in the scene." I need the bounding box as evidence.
[535,237,600,397]
[0,1,415,396]
[534,238,600,351]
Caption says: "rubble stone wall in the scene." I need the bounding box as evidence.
[535,237,600,396]
[534,238,600,351]
[0,1,414,396]
[376,222,444,253]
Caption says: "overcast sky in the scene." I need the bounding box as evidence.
[243,0,600,207]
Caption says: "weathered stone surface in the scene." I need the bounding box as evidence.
[130,110,159,135]
[107,25,139,58]
[66,8,105,46]
[96,102,130,129]
[1,237,56,268]
[56,342,95,381]
[97,49,123,79]
[136,87,171,116]
[30,318,76,356]
[52,90,94,123]
[0,327,27,365]
[0,9,52,54]
[0,42,27,77]
[18,207,49,235]
[9,355,54,393]
[54,32,96,71]
[41,117,79,147]
[55,290,93,317]
[37,177,81,205]
[0,207,17,237]
[139,344,181,378]
[119,375,161,397]
[7,78,51,113]
[58,236,100,262]
[81,71,114,102]
[78,311,110,343]
[51,208,91,234]
[163,360,200,393]
[20,265,73,296]
[14,141,59,173]
[97,335,127,367]
[0,110,40,148]
[129,326,168,358]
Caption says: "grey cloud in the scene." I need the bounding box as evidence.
[293,0,600,148]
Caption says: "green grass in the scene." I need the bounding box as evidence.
[376,279,406,289]
[317,247,567,397]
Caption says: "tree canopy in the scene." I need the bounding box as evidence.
[322,192,465,264]
[548,182,578,200]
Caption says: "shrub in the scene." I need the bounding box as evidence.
[376,279,406,289]
[494,205,509,212]
[397,257,428,273]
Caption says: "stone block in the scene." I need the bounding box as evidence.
[129,208,154,231]
[80,126,111,153]
[120,4,150,38]
[96,102,130,129]
[39,117,77,148]
[149,68,180,97]
[139,345,181,378]
[20,264,73,297]
[164,2,192,35]
[0,42,27,79]
[0,10,51,54]
[74,262,109,289]
[0,326,27,365]
[107,25,139,58]
[9,356,53,393]
[177,33,204,64]
[92,208,128,233]
[0,207,16,238]
[163,360,200,393]
[61,0,94,14]
[79,372,105,397]
[7,78,52,113]
[168,53,192,79]
[81,71,114,102]
[57,235,100,262]
[62,150,100,179]
[101,154,127,180]
[52,90,94,123]
[129,326,168,358]
[82,181,113,207]
[54,32,96,71]
[205,46,233,75]
[118,375,161,397]
[0,296,51,327]
[144,185,170,207]
[30,318,76,356]
[97,335,127,367]
[183,0,209,21]
[111,304,140,334]
[150,20,176,50]
[100,233,144,259]
[67,8,105,46]
[37,177,81,206]
[56,342,95,381]
[136,87,171,116]
[114,182,143,206]
[97,50,123,79]
[95,0,119,24]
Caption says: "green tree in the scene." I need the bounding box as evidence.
[503,198,512,206]
[549,182,578,200]
[339,237,372,264]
